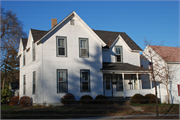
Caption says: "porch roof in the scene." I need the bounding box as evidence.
[100,62,150,73]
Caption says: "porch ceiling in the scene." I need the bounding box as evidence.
[100,62,150,73]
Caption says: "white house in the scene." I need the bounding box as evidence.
[18,11,154,105]
[141,45,180,104]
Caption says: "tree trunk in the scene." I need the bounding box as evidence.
[166,85,170,104]
[2,78,5,90]
[154,83,159,118]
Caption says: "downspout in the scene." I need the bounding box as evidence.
[41,41,44,104]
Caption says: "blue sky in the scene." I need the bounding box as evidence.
[2,1,179,50]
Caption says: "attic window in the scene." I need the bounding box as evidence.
[70,19,74,25]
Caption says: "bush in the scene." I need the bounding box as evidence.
[145,93,160,103]
[1,86,12,105]
[19,96,32,107]
[61,93,76,105]
[9,96,19,106]
[130,94,147,104]
[79,95,94,105]
[94,95,110,104]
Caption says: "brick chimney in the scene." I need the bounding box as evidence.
[51,18,57,28]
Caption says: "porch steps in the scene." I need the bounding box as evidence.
[107,97,131,105]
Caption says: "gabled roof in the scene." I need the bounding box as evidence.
[93,30,142,51]
[149,45,180,62]
[31,29,48,42]
[101,62,149,71]
[22,38,28,49]
[29,29,142,51]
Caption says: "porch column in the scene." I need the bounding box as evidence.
[122,73,125,98]
[136,73,140,94]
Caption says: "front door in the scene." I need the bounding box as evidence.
[104,76,112,97]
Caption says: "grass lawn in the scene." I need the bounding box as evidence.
[1,103,179,119]
[1,104,146,119]
[1,106,21,110]
[131,103,179,114]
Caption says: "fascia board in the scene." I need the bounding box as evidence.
[73,12,106,47]
[37,11,75,44]
[110,35,132,51]
[147,45,167,64]
[100,70,150,73]
[26,30,33,50]
[17,38,23,57]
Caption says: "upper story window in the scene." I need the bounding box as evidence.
[32,71,36,94]
[32,42,35,61]
[79,38,89,58]
[23,51,25,66]
[57,69,68,93]
[57,36,67,57]
[80,70,90,92]
[115,46,122,62]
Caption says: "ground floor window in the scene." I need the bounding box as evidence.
[32,71,36,94]
[57,69,68,93]
[80,70,90,92]
[23,75,26,95]
[116,75,123,91]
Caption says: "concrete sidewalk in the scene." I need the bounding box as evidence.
[73,114,179,119]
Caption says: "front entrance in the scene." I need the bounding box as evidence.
[104,76,112,97]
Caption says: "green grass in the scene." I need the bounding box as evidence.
[1,106,21,110]
[1,104,145,119]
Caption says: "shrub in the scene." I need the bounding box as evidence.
[61,93,76,105]
[94,95,110,104]
[79,95,94,105]
[19,96,32,107]
[1,86,12,105]
[9,96,19,106]
[145,93,160,103]
[130,94,147,104]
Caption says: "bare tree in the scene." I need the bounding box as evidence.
[142,39,179,117]
[1,8,27,90]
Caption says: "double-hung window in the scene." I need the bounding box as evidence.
[57,69,68,93]
[23,75,26,95]
[80,70,90,92]
[57,36,67,57]
[116,75,123,91]
[115,46,122,62]
[32,42,35,61]
[23,51,25,66]
[32,71,36,94]
[79,38,89,57]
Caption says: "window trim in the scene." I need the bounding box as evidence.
[56,36,67,57]
[32,42,36,61]
[79,38,89,58]
[23,50,25,66]
[23,75,26,95]
[80,69,90,92]
[57,69,68,93]
[32,71,36,94]
[115,46,123,63]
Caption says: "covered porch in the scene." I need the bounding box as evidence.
[101,62,151,98]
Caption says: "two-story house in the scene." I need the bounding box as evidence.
[18,11,150,105]
[141,45,180,104]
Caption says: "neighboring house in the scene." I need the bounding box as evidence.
[18,11,151,105]
[141,45,180,104]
